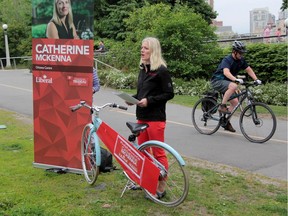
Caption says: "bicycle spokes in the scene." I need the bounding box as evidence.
[240,102,276,143]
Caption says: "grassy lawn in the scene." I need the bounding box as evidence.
[0,109,287,216]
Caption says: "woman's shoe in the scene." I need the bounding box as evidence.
[145,190,166,200]
[156,190,166,199]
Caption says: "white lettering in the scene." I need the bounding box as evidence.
[35,44,90,55]
[36,54,72,62]
[36,76,53,84]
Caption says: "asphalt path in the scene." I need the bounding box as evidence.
[0,69,287,181]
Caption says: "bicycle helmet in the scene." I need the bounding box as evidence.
[232,41,247,53]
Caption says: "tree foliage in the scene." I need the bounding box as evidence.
[0,0,31,58]
[107,3,221,80]
[281,0,288,10]
[0,0,286,85]
[244,43,287,83]
[94,0,216,41]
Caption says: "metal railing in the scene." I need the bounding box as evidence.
[0,54,122,72]
[217,34,287,46]
[0,56,31,70]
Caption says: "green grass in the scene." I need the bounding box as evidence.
[0,109,287,216]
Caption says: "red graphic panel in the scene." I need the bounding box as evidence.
[33,71,92,168]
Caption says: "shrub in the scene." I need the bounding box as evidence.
[98,70,137,89]
[99,70,287,106]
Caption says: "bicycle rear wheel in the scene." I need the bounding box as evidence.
[138,142,189,207]
[81,124,99,185]
[239,102,277,143]
[192,97,221,135]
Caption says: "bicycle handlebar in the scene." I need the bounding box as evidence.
[110,103,128,110]
[234,80,261,87]
[70,101,128,113]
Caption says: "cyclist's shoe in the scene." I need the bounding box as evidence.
[224,121,236,133]
[218,104,231,114]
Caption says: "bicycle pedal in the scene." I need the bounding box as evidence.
[219,117,227,127]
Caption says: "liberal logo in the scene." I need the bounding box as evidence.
[35,75,53,83]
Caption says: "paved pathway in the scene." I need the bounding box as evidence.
[0,69,287,181]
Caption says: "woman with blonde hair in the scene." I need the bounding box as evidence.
[127,37,174,199]
[46,0,79,39]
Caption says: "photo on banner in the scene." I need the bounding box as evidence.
[31,0,95,172]
[32,0,94,39]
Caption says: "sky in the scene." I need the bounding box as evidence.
[214,0,283,34]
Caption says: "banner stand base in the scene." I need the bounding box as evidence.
[0,125,7,129]
[33,162,83,175]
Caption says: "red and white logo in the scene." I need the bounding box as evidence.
[35,74,53,84]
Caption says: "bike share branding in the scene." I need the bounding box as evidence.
[97,121,160,193]
[114,135,144,178]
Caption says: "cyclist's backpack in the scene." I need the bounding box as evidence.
[202,91,218,114]
[100,147,115,173]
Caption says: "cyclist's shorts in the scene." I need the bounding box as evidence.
[211,80,231,93]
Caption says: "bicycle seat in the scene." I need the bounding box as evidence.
[126,122,149,134]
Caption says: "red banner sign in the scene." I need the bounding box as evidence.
[97,121,160,194]
[33,38,93,170]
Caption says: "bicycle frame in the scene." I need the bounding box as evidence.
[220,84,254,121]
[193,81,276,143]
[74,102,185,195]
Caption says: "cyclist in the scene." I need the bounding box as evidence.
[210,41,262,132]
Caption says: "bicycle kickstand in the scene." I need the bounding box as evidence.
[120,180,133,198]
[120,180,141,198]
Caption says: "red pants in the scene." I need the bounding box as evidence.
[137,120,168,170]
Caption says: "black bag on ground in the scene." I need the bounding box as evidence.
[201,91,218,114]
[100,147,114,173]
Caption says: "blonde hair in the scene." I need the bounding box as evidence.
[140,37,166,70]
[51,0,74,27]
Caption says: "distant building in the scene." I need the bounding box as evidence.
[215,26,233,36]
[250,7,275,35]
[208,0,232,37]
[276,9,288,35]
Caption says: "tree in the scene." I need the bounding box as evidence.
[281,0,288,10]
[110,3,221,79]
[94,0,144,40]
[0,0,31,58]
[94,0,216,41]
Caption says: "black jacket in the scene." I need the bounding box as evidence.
[134,64,174,121]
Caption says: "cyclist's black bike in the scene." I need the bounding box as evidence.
[192,81,277,143]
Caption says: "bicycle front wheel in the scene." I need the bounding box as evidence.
[138,142,189,207]
[239,102,277,143]
[81,124,99,185]
[192,97,221,135]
